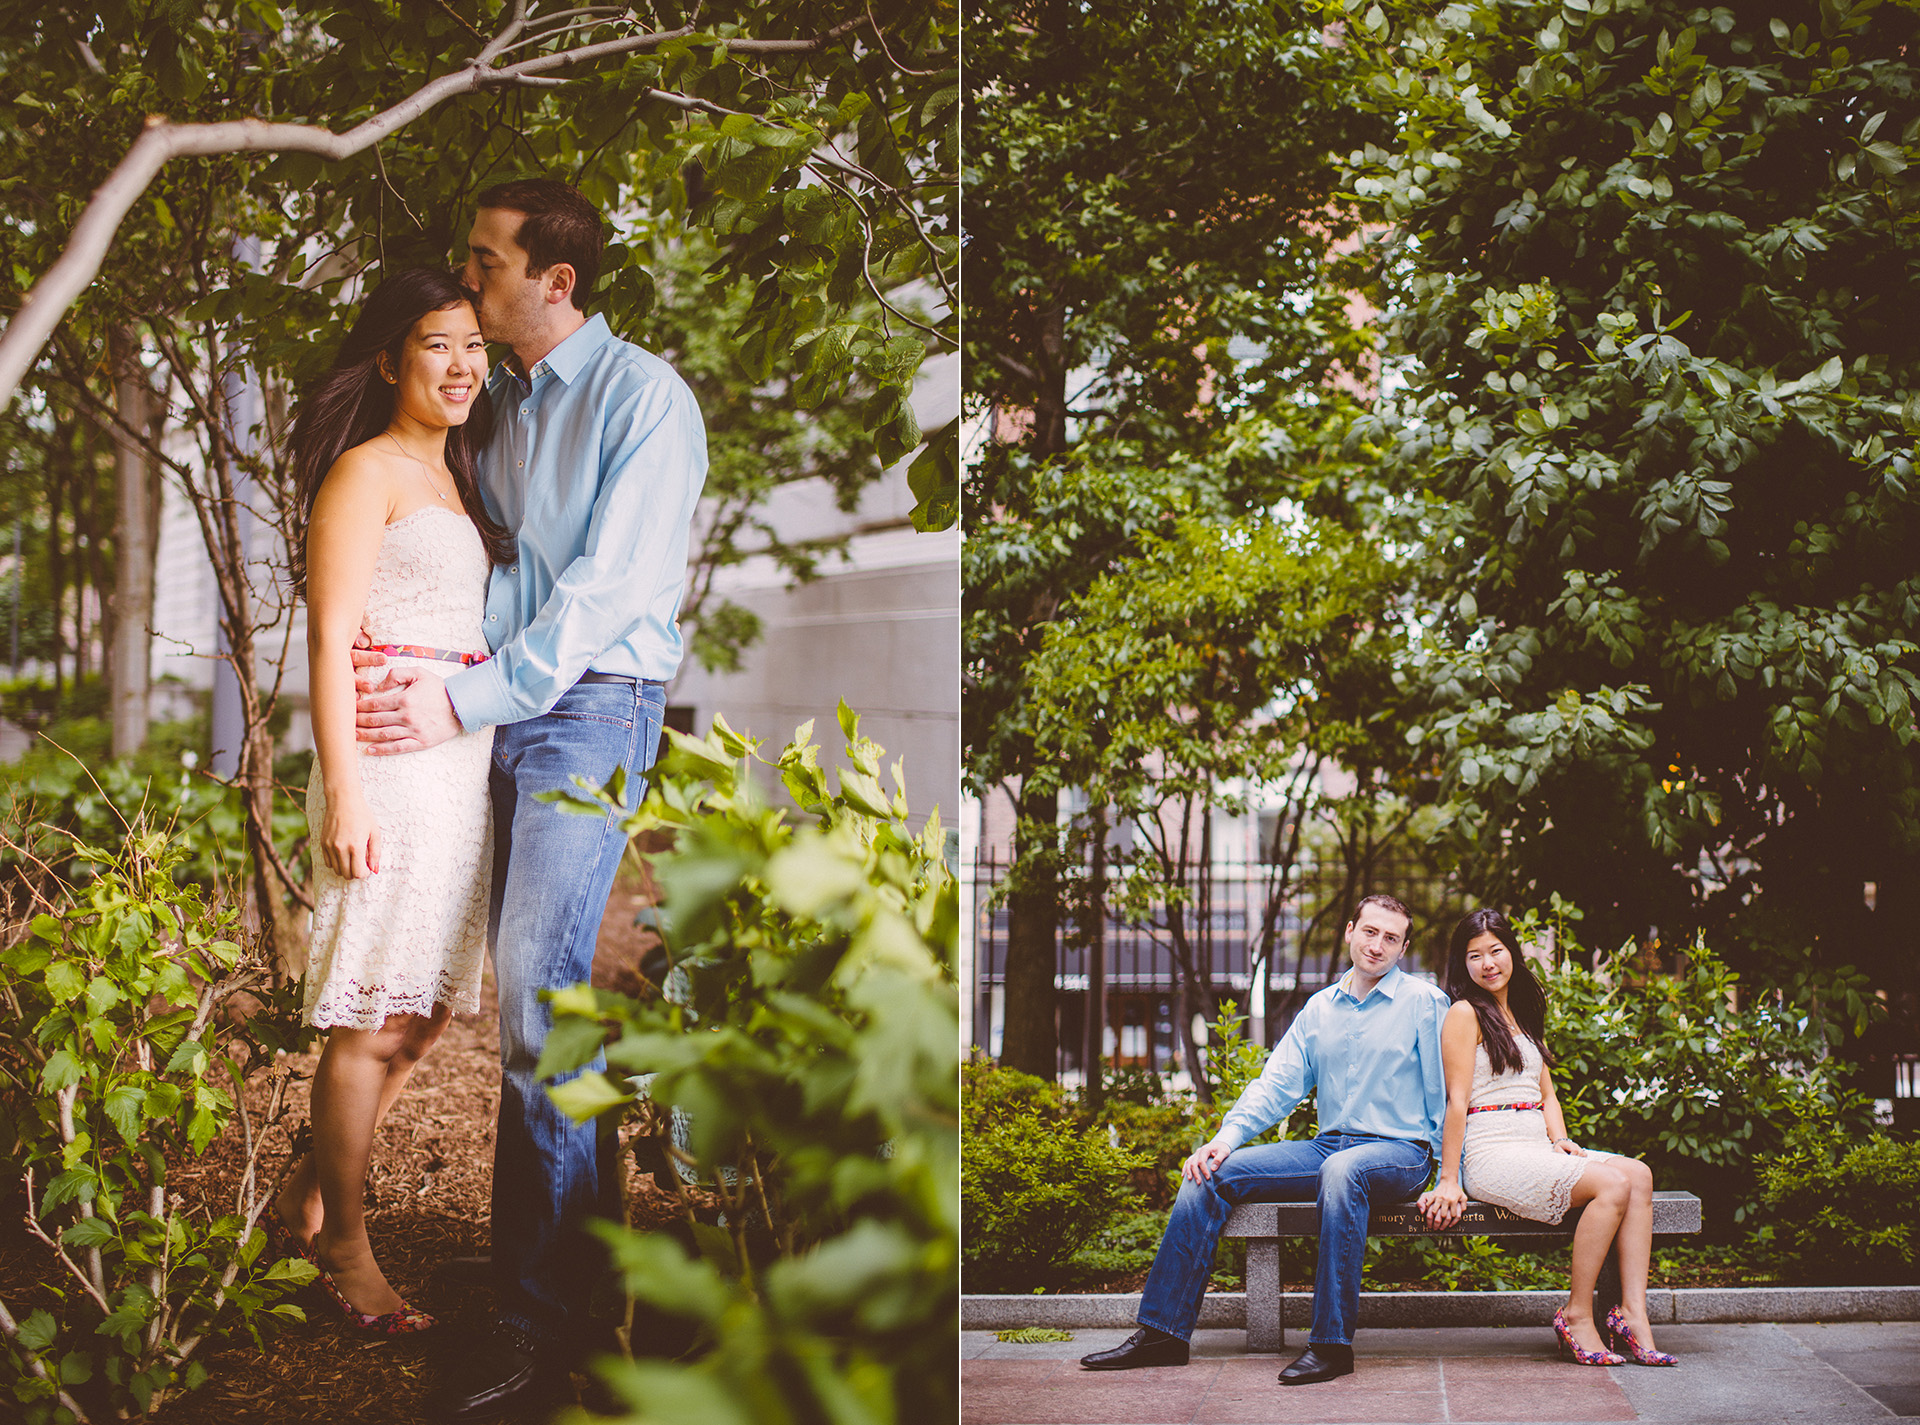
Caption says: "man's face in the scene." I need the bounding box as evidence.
[462,206,550,350]
[1344,905,1411,980]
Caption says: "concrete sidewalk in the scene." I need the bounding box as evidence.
[962,1322,1920,1424]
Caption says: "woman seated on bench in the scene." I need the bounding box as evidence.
[1417,909,1678,1368]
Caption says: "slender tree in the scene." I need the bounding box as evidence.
[964,0,1382,1076]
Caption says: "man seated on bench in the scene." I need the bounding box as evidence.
[1080,893,1447,1386]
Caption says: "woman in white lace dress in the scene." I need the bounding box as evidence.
[1417,910,1678,1368]
[272,269,514,1334]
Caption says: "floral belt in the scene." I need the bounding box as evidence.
[1467,1101,1543,1114]
[369,642,490,666]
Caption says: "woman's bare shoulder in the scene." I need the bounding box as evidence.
[313,442,402,511]
[1443,1000,1482,1038]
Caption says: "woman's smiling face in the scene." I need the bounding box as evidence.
[1464,930,1512,993]
[391,302,487,429]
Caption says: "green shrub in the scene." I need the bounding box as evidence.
[538,706,958,1425]
[1092,1093,1196,1210]
[1060,1207,1169,1285]
[1530,916,1876,1230]
[0,718,312,896]
[962,1106,1145,1280]
[962,1057,1071,1132]
[0,826,313,1422]
[1760,1112,1920,1284]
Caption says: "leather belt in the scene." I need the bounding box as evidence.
[575,672,667,688]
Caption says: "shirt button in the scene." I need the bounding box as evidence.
[509,565,517,573]
[518,461,524,467]
[521,408,529,415]
[489,615,497,622]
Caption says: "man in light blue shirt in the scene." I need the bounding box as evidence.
[354,178,706,1421]
[1080,894,1448,1386]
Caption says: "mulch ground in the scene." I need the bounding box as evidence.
[1,867,685,1425]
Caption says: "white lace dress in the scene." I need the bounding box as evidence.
[302,507,495,1030]
[1459,1031,1613,1223]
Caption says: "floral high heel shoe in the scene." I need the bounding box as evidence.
[298,1233,437,1336]
[1553,1308,1626,1366]
[1604,1305,1678,1366]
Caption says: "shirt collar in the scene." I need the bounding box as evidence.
[493,313,613,391]
[1335,963,1404,1004]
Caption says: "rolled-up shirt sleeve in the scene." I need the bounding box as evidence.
[1416,987,1448,1154]
[444,373,706,730]
[1216,1005,1319,1151]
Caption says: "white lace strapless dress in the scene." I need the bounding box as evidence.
[1459,1031,1613,1223]
[302,507,495,1030]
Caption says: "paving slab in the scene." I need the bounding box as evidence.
[1785,1322,1920,1419]
[962,1322,1917,1424]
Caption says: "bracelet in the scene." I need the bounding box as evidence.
[1552,1136,1572,1145]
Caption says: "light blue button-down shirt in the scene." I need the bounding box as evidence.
[444,314,708,731]
[1216,964,1449,1156]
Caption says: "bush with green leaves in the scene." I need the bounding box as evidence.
[961,1092,1145,1285]
[0,717,311,897]
[539,705,957,1425]
[0,827,314,1423]
[1760,1110,1920,1283]
[1531,915,1877,1231]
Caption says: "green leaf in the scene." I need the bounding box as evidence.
[105,1083,145,1142]
[166,1038,208,1076]
[44,960,85,1004]
[84,975,123,1016]
[62,1217,116,1250]
[535,1014,610,1081]
[907,419,958,532]
[547,1072,633,1124]
[15,1309,56,1353]
[263,1256,318,1285]
[41,1049,82,1092]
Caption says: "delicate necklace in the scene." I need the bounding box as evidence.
[384,432,451,502]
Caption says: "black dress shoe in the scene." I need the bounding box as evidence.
[1278,1342,1354,1385]
[1079,1326,1190,1370]
[425,1320,570,1421]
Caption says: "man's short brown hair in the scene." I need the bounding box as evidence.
[475,178,606,311]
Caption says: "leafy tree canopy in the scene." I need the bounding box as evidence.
[0,0,957,531]
[1342,0,1920,974]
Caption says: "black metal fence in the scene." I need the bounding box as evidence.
[969,850,1466,1079]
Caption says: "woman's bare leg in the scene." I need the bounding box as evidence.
[1610,1156,1659,1348]
[1562,1161,1629,1354]
[306,1007,453,1314]
[276,1005,453,1242]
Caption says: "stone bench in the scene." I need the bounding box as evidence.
[1222,1189,1703,1351]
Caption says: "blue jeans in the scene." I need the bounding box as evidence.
[487,679,665,1345]
[1138,1132,1431,1346]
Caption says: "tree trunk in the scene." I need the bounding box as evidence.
[107,326,156,756]
[47,441,65,696]
[1084,802,1107,1111]
[72,423,89,685]
[1001,786,1059,1078]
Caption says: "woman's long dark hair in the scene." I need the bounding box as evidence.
[286,267,513,592]
[1445,908,1554,1076]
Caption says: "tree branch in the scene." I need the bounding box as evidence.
[0,9,889,410]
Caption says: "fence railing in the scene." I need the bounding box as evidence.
[969,850,1465,1079]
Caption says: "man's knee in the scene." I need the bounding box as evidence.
[1317,1151,1367,1201]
